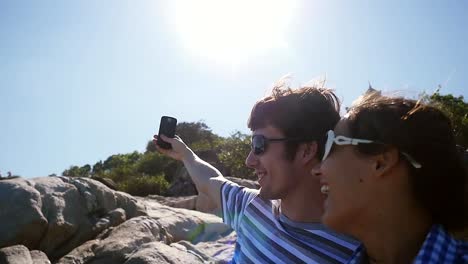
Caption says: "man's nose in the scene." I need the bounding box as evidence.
[245,150,258,168]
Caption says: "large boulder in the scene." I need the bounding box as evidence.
[57,200,234,263]
[0,176,146,260]
[145,195,197,210]
[166,167,197,196]
[141,197,231,243]
[0,176,237,263]
[0,179,47,250]
[56,216,172,264]
[0,245,50,264]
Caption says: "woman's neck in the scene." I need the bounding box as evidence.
[351,191,432,264]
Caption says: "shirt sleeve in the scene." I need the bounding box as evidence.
[220,180,258,232]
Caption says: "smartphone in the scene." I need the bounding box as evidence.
[157,116,177,149]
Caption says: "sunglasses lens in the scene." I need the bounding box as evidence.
[252,136,265,155]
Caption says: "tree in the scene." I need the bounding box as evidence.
[426,92,468,148]
[175,121,220,150]
[102,152,142,172]
[136,152,180,182]
[92,161,104,175]
[146,121,220,152]
[217,131,255,180]
[62,164,91,177]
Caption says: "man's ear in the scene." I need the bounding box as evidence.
[373,147,400,177]
[298,142,318,164]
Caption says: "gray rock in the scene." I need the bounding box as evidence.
[0,245,51,264]
[123,242,205,264]
[57,216,170,263]
[0,180,48,249]
[0,177,146,260]
[166,167,197,196]
[58,200,233,263]
[141,198,231,243]
[1,176,238,263]
[30,250,51,264]
[144,195,197,211]
[0,245,32,264]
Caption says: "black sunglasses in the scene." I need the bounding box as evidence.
[251,135,302,155]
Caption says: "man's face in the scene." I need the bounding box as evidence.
[245,125,302,200]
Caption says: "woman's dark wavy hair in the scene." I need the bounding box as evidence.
[346,92,467,231]
[248,78,340,160]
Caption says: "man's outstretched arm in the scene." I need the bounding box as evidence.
[154,134,227,214]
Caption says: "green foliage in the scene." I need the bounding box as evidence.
[102,165,137,183]
[135,152,180,182]
[175,121,220,151]
[117,174,169,196]
[92,161,104,175]
[146,140,158,153]
[102,152,142,171]
[217,131,255,180]
[427,92,468,148]
[62,121,256,196]
[63,164,91,177]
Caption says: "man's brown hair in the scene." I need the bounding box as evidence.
[248,79,341,160]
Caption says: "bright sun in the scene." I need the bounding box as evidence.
[168,0,297,65]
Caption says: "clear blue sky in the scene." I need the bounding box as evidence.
[1,0,467,178]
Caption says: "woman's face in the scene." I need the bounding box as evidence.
[317,120,377,233]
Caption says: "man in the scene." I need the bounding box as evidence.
[155,80,359,263]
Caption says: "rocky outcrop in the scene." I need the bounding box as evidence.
[145,195,197,210]
[165,167,197,196]
[56,197,234,263]
[0,176,146,260]
[0,245,50,264]
[0,176,236,263]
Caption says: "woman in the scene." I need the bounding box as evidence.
[313,93,467,263]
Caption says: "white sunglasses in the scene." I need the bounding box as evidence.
[323,130,422,169]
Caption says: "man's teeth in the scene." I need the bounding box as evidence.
[321,185,330,194]
[257,172,266,179]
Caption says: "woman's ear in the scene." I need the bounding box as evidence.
[373,147,400,177]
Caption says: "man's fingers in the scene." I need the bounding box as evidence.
[160,134,176,142]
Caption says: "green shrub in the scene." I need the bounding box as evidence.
[217,131,255,180]
[117,174,169,196]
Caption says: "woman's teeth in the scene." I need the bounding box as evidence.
[321,185,330,194]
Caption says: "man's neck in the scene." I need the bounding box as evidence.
[279,183,324,223]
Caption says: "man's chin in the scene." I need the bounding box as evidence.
[258,188,276,200]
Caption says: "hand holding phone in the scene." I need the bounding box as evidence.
[157,116,177,149]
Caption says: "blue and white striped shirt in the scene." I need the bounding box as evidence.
[348,225,468,264]
[221,181,360,264]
